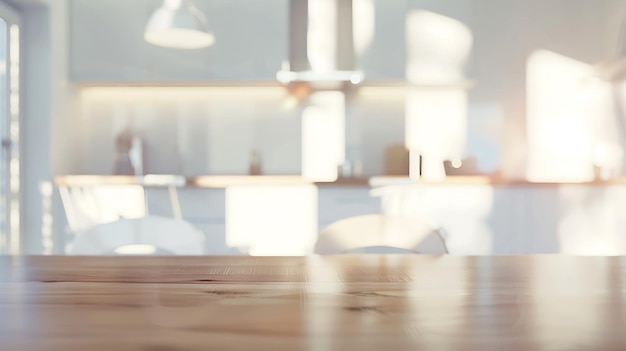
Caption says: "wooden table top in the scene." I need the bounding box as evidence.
[1,255,626,350]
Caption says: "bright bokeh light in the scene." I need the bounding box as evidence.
[144,0,215,49]
[307,0,336,72]
[405,89,467,179]
[114,244,158,255]
[580,77,623,177]
[226,185,317,256]
[302,91,345,182]
[145,29,215,50]
[353,0,375,57]
[404,11,471,180]
[406,10,472,84]
[527,50,598,182]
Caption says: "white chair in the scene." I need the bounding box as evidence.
[69,215,205,255]
[58,184,147,234]
[57,175,186,234]
[314,214,448,254]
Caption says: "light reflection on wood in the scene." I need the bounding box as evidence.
[1,256,626,350]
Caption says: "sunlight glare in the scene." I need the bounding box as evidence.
[527,50,596,182]
[353,0,375,57]
[406,11,472,84]
[226,185,317,256]
[302,91,345,182]
[307,0,336,72]
[114,244,158,255]
[405,89,467,179]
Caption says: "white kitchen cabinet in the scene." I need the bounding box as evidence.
[556,185,626,255]
[69,0,413,82]
[60,175,626,256]
[70,0,288,81]
[354,0,407,80]
[373,182,626,255]
[130,187,238,254]
[138,185,381,255]
[317,186,381,230]
[225,185,318,255]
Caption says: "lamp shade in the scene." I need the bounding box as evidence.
[144,0,215,49]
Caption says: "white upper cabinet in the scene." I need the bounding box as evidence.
[70,0,288,81]
[353,0,406,80]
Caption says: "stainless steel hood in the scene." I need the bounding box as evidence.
[277,0,364,89]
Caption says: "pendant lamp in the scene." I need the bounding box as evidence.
[144,0,215,49]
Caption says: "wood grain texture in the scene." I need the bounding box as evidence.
[1,255,626,350]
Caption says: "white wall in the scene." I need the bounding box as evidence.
[14,0,626,253]
[78,87,302,175]
[70,0,288,81]
[465,0,626,177]
[58,0,626,178]
[21,4,50,254]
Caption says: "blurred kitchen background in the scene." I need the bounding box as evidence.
[1,0,626,256]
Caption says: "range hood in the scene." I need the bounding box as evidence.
[277,0,364,89]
